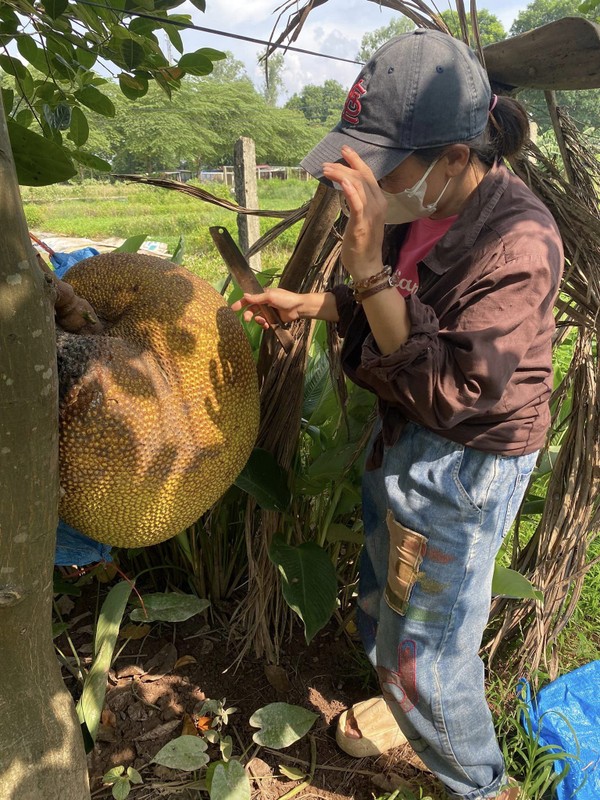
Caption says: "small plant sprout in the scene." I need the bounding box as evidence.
[102,765,143,800]
[195,697,238,749]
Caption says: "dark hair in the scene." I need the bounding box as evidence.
[415,95,530,166]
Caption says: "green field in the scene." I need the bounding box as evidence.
[22,178,317,284]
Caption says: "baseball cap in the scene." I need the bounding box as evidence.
[301,29,491,182]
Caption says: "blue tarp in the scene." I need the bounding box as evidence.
[51,247,99,279]
[522,661,600,799]
[52,244,110,567]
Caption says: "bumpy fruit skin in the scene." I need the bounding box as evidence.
[57,253,260,548]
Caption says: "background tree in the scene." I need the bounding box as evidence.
[259,50,286,107]
[285,79,348,124]
[357,15,414,61]
[510,0,599,143]
[440,9,506,44]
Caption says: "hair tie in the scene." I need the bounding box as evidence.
[489,94,498,112]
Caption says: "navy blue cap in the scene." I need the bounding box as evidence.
[301,30,491,181]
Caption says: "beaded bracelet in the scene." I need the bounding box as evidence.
[349,265,392,291]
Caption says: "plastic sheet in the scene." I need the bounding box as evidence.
[522,661,600,799]
[50,246,99,278]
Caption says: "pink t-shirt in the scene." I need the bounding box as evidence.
[394,215,458,297]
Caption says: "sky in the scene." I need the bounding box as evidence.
[177,0,529,100]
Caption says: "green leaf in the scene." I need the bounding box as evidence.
[52,622,70,638]
[15,108,33,128]
[279,765,307,780]
[67,106,89,147]
[521,494,546,516]
[194,47,227,61]
[325,523,364,545]
[163,22,184,54]
[114,233,148,253]
[17,37,48,73]
[75,85,115,117]
[188,0,206,10]
[492,564,544,602]
[103,766,125,783]
[45,0,69,18]
[154,736,209,771]
[118,72,148,100]
[76,46,97,69]
[210,760,250,800]
[177,50,214,76]
[130,592,210,623]
[126,767,143,784]
[76,581,133,747]
[268,536,337,643]
[170,236,185,264]
[249,703,317,748]
[1,87,14,114]
[234,448,291,511]
[0,54,28,80]
[120,39,145,70]
[112,777,131,800]
[7,118,77,186]
[70,150,111,171]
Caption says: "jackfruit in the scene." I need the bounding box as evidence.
[57,252,260,549]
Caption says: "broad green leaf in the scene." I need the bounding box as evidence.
[120,39,145,70]
[492,564,544,602]
[17,37,48,73]
[45,0,69,18]
[7,118,77,186]
[521,494,546,516]
[268,536,337,643]
[70,150,111,171]
[52,622,70,638]
[1,87,14,114]
[67,106,89,147]
[114,233,148,253]
[210,760,250,800]
[154,736,209,771]
[118,72,148,100]
[177,50,214,76]
[76,581,133,747]
[164,23,184,54]
[195,47,227,61]
[15,108,33,128]
[130,592,210,623]
[76,46,97,69]
[0,54,28,81]
[533,445,561,478]
[326,523,364,545]
[75,85,115,117]
[188,0,206,10]
[103,766,125,783]
[126,767,143,784]
[112,777,131,800]
[249,703,317,748]
[234,448,291,511]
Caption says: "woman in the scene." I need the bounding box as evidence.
[232,30,563,800]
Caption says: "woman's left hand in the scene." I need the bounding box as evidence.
[322,145,387,282]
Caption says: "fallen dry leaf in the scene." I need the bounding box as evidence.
[174,655,197,670]
[120,623,151,640]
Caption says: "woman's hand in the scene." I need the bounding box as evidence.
[322,145,387,282]
[231,288,339,328]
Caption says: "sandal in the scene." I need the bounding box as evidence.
[336,696,407,757]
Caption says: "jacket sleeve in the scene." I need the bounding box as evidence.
[354,254,559,430]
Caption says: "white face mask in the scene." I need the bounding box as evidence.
[380,159,452,225]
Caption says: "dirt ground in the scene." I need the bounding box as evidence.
[57,589,445,800]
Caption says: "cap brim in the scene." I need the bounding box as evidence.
[300,129,412,184]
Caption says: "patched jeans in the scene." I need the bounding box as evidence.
[358,421,538,800]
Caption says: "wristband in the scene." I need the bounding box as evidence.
[354,281,395,303]
[349,265,392,291]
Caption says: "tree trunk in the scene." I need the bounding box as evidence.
[0,99,90,798]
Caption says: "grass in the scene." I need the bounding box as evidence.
[22,177,317,284]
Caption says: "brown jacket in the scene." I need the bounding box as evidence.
[333,162,563,457]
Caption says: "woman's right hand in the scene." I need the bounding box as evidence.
[230,287,305,330]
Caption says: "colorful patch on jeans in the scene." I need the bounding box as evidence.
[416,572,447,595]
[385,510,427,616]
[377,639,418,712]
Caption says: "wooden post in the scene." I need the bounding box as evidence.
[233,137,261,271]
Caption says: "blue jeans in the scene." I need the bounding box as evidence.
[358,421,537,800]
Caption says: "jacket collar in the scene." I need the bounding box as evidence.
[422,160,510,275]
